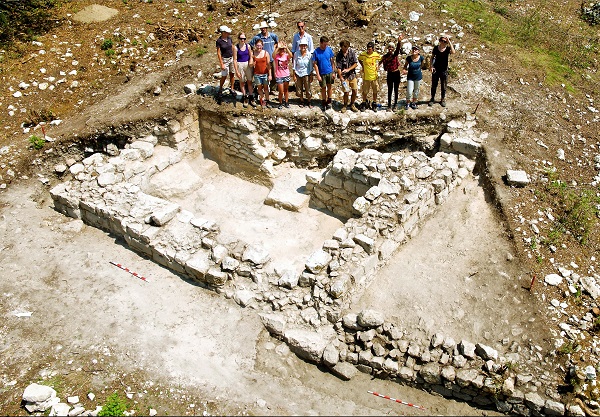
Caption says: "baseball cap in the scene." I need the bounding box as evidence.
[219,25,232,33]
[299,39,308,46]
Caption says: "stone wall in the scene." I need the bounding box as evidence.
[196,103,469,186]
[49,104,573,416]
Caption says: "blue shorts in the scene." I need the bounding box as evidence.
[253,74,268,86]
[276,76,290,84]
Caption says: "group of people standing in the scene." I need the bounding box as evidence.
[215,21,455,112]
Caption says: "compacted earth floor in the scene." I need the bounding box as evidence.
[0,178,501,416]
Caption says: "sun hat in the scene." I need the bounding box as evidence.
[387,42,395,48]
[259,21,269,29]
[219,25,232,33]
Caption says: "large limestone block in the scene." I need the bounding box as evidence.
[23,383,56,403]
[284,327,331,364]
[305,250,332,274]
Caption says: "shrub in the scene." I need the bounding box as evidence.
[0,0,60,46]
[29,134,45,150]
[98,392,128,417]
[581,2,600,26]
[101,39,114,50]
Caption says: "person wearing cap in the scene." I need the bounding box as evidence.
[378,34,404,111]
[428,35,455,107]
[216,25,235,104]
[274,41,292,109]
[358,41,382,111]
[249,22,279,98]
[336,40,358,113]
[233,32,255,108]
[293,38,313,108]
[312,36,336,111]
[402,45,425,110]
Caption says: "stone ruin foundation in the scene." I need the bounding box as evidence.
[50,101,567,416]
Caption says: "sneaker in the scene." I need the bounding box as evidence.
[249,98,257,108]
[404,103,410,110]
[325,104,332,110]
[372,102,378,112]
[428,100,434,107]
[410,102,418,109]
[278,104,283,110]
[307,101,313,109]
[341,106,347,113]
[441,99,446,107]
[242,96,248,108]
[284,102,290,108]
[350,103,358,112]
[260,98,266,108]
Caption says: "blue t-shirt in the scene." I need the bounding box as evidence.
[405,55,424,81]
[249,32,279,62]
[312,46,335,76]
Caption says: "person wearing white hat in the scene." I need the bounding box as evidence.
[216,25,234,104]
[293,38,314,108]
[249,21,278,102]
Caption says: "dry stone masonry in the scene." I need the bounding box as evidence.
[49,99,571,415]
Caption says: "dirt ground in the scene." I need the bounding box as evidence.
[352,174,551,350]
[0,181,499,416]
[1,0,599,415]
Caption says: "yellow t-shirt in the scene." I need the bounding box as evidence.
[358,51,382,81]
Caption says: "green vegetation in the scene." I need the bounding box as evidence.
[558,340,575,354]
[29,134,45,150]
[195,46,207,57]
[542,169,600,245]
[98,392,128,417]
[105,49,116,57]
[431,0,599,90]
[101,39,114,50]
[38,375,66,397]
[0,0,60,46]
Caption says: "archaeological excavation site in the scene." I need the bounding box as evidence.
[41,79,570,416]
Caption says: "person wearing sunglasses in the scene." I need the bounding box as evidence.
[428,35,455,107]
[233,32,256,108]
[291,21,314,55]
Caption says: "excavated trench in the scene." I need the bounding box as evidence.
[48,101,562,416]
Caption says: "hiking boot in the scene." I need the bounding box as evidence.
[441,99,446,107]
[410,102,418,109]
[278,104,283,110]
[242,96,248,108]
[404,103,410,110]
[284,102,290,108]
[325,103,332,110]
[341,106,347,113]
[350,103,358,112]
[249,97,257,108]
[428,100,434,107]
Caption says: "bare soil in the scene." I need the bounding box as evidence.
[1,0,599,415]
